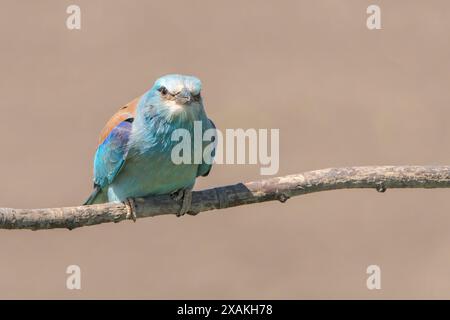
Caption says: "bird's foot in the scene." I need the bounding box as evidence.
[124,197,137,222]
[170,188,193,217]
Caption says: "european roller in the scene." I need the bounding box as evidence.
[84,74,216,216]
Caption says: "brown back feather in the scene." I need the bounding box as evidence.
[98,96,140,146]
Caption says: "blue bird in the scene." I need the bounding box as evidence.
[84,74,216,216]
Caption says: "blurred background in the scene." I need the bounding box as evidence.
[0,0,450,299]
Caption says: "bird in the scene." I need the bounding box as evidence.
[84,74,216,217]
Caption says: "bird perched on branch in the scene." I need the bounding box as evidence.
[84,74,216,216]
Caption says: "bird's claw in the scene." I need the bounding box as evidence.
[124,197,137,222]
[170,188,192,217]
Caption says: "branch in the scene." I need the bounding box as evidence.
[1,165,450,230]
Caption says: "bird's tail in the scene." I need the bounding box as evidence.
[83,185,101,205]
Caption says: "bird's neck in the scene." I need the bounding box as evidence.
[130,100,207,154]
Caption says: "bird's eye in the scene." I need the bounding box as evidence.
[158,86,168,95]
[193,93,201,101]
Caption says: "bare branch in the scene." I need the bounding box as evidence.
[1,165,450,230]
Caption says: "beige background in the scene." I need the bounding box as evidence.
[0,0,449,299]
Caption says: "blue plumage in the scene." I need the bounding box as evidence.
[94,120,132,188]
[85,74,216,215]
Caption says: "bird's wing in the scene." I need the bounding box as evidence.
[98,96,139,145]
[93,119,133,188]
[197,118,216,177]
[93,97,140,188]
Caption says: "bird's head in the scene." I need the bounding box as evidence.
[154,74,202,105]
[141,74,204,122]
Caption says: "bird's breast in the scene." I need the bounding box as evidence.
[108,119,199,200]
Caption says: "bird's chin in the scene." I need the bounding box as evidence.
[165,101,201,121]
[166,101,184,113]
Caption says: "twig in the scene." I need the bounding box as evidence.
[1,165,449,230]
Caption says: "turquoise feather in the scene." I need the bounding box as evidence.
[85,74,215,205]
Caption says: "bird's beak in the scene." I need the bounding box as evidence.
[175,87,192,105]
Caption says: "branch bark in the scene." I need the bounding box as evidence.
[1,165,450,230]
